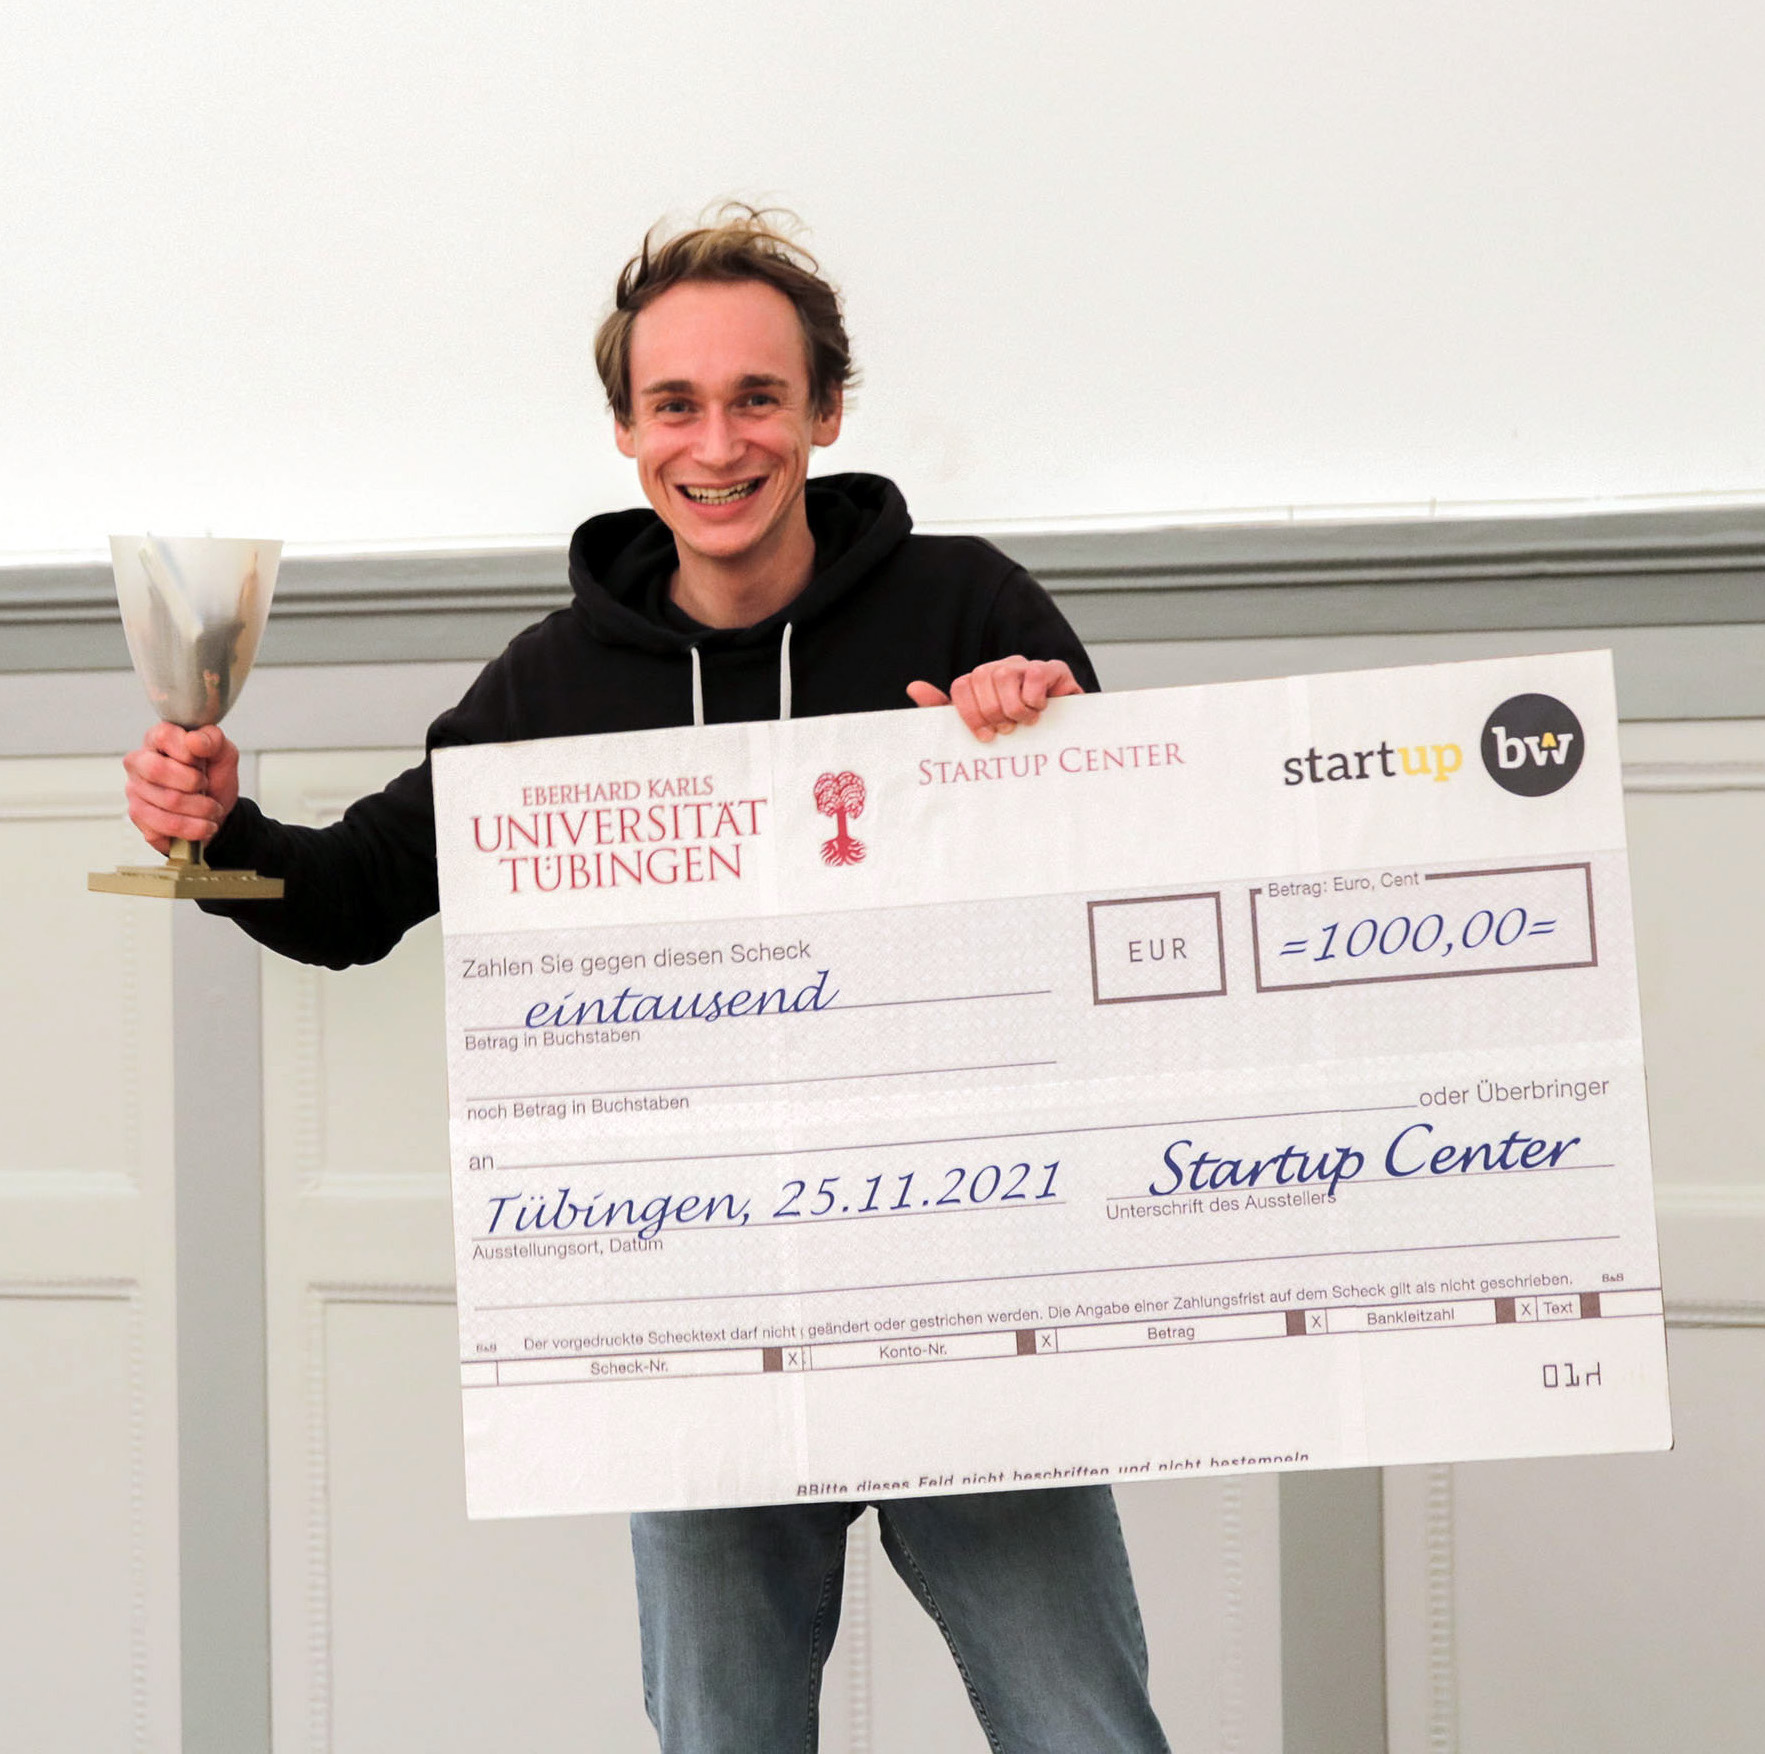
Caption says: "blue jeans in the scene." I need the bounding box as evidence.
[631,1485,1171,1753]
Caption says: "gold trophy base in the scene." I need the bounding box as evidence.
[89,838,284,901]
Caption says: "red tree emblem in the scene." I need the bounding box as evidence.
[814,770,867,866]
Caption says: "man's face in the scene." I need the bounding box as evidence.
[615,278,842,571]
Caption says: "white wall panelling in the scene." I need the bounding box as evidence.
[0,761,178,1751]
[1621,720,1765,1316]
[258,752,650,1752]
[1381,1464,1459,1754]
[259,757,450,1200]
[1123,1476,1283,1754]
[1383,719,1765,1754]
[0,768,156,1198]
[0,1284,148,1750]
[1385,1322,1765,1754]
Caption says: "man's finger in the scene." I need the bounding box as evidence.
[130,797,220,843]
[1013,664,1048,715]
[994,666,1034,725]
[145,720,203,761]
[129,777,224,823]
[129,786,221,831]
[905,680,951,708]
[1003,664,1059,725]
[124,747,209,795]
[967,665,1010,734]
[948,673,994,742]
[143,721,228,765]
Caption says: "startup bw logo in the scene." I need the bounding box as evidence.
[1481,693,1585,796]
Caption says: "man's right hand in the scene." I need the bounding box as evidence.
[123,723,240,853]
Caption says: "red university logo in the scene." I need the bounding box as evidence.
[813,770,867,866]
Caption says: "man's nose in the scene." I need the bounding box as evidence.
[692,408,743,468]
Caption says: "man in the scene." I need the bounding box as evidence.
[124,210,1171,1754]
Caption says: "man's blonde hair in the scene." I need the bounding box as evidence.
[594,205,854,423]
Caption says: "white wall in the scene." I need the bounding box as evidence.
[6,0,1764,559]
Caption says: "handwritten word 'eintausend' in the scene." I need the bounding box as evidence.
[523,971,837,1029]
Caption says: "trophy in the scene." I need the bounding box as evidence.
[89,534,286,900]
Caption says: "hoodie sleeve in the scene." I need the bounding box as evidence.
[195,651,525,969]
[979,564,1102,695]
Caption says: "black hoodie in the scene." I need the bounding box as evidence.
[201,473,1097,968]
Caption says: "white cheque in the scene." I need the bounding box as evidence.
[433,650,1669,1517]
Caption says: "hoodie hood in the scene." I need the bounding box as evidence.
[566,472,913,655]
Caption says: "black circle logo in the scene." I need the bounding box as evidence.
[1481,694,1585,796]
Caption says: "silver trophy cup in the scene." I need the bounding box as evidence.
[89,534,286,900]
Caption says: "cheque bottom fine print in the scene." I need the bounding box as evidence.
[433,650,1670,1518]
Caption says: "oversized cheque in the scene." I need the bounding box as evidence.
[434,651,1670,1517]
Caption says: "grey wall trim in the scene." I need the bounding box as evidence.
[1281,1468,1388,1754]
[171,786,271,1754]
[1093,623,1765,722]
[1011,504,1765,642]
[4,625,1762,762]
[0,662,490,759]
[5,503,1763,671]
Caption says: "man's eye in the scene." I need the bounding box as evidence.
[739,393,778,409]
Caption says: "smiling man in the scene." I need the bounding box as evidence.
[122,209,1169,1753]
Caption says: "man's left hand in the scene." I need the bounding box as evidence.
[906,656,1084,743]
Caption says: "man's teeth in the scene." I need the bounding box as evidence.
[681,481,760,505]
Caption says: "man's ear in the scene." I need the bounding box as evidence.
[811,387,844,449]
[614,419,637,459]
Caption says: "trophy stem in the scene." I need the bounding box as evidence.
[167,836,204,869]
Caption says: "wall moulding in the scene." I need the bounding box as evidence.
[0,1280,151,1750]
[5,503,1764,672]
[1663,1300,1765,1329]
[1620,761,1765,793]
[299,1282,456,1754]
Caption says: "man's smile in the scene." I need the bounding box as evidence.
[678,480,762,505]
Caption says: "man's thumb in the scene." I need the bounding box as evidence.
[906,680,950,708]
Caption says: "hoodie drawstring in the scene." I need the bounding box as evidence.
[689,624,793,726]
